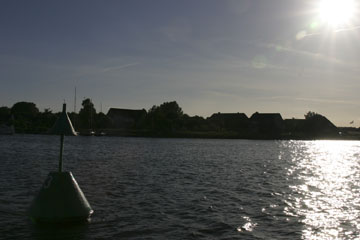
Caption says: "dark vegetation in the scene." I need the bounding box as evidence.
[0,100,358,139]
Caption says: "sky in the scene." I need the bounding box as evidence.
[1,0,360,126]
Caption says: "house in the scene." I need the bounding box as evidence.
[283,119,306,132]
[283,119,307,138]
[107,108,146,129]
[208,112,249,131]
[250,112,283,138]
[284,114,339,138]
[303,114,339,137]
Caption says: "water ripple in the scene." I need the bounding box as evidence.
[1,136,360,239]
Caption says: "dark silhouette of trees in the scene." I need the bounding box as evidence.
[11,102,40,133]
[94,112,112,129]
[146,101,184,132]
[78,98,96,129]
[35,108,58,133]
[304,111,318,119]
[11,102,39,119]
[0,106,11,124]
[0,100,343,139]
[182,114,211,131]
[303,111,338,137]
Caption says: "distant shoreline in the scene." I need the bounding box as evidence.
[2,101,360,140]
[5,130,360,141]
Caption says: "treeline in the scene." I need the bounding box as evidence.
[0,102,57,134]
[0,99,111,134]
[0,99,343,139]
[0,99,215,134]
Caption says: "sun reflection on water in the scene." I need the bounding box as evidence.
[286,141,360,239]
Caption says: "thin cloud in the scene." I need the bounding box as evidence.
[256,95,294,101]
[334,25,360,33]
[295,97,360,106]
[266,43,346,65]
[256,95,360,106]
[102,63,139,72]
[297,25,360,40]
[74,62,140,77]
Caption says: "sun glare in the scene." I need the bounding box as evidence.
[318,0,356,27]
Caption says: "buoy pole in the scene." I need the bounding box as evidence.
[58,104,66,173]
[59,134,64,172]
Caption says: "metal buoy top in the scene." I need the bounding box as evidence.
[49,103,76,172]
[49,103,77,136]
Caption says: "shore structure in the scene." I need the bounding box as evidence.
[103,108,341,139]
[3,100,356,139]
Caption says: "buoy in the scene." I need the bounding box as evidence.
[28,103,93,223]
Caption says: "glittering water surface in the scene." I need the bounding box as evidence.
[1,135,360,239]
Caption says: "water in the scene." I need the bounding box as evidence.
[1,135,360,239]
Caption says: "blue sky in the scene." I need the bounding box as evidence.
[1,0,360,126]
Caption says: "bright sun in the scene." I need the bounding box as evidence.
[318,0,356,27]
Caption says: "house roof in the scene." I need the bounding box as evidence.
[250,112,283,121]
[107,108,146,118]
[307,115,338,129]
[209,112,248,120]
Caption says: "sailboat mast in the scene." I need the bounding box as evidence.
[74,86,77,113]
[73,86,77,130]
[90,98,93,130]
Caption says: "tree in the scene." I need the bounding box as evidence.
[78,98,96,129]
[36,108,57,132]
[0,106,11,124]
[11,102,39,119]
[146,101,184,132]
[303,111,338,137]
[182,114,210,131]
[304,111,319,120]
[94,112,112,129]
[11,102,40,133]
[157,101,183,120]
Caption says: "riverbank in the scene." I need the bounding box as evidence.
[76,128,360,140]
